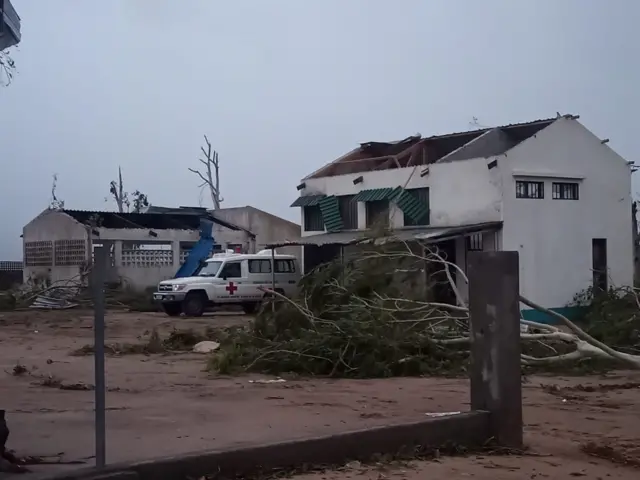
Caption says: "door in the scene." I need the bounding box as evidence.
[592,238,608,292]
[216,260,244,303]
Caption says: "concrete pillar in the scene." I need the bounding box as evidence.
[467,251,523,449]
[357,203,367,229]
[113,240,123,267]
[172,241,181,268]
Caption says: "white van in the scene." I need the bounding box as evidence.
[153,250,301,317]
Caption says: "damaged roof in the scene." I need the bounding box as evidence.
[306,116,573,179]
[61,209,248,232]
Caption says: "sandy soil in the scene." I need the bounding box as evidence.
[0,309,639,479]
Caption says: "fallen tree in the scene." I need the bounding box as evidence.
[209,238,640,377]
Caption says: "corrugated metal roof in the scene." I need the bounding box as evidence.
[352,188,398,202]
[290,195,326,208]
[265,221,503,248]
[394,189,429,224]
[61,209,248,232]
[318,196,343,232]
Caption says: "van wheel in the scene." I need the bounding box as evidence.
[242,302,258,314]
[162,302,182,317]
[182,292,206,317]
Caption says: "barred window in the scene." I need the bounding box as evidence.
[24,241,53,266]
[552,182,579,200]
[54,239,86,266]
[516,181,544,199]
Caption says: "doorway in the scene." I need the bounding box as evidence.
[592,238,608,292]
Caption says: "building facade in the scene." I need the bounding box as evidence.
[291,115,634,321]
[22,209,252,290]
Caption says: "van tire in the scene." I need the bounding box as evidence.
[182,292,207,317]
[242,302,258,314]
[162,302,182,317]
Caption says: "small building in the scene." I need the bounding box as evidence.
[145,205,301,260]
[290,115,634,322]
[21,208,253,290]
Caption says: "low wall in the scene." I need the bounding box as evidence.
[34,412,490,480]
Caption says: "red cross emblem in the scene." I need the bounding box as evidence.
[226,282,238,294]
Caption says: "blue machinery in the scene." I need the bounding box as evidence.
[174,218,214,278]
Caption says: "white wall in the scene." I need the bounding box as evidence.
[299,156,502,236]
[500,117,634,308]
[22,210,89,284]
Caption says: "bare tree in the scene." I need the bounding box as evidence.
[49,174,65,210]
[0,50,15,86]
[109,167,129,213]
[189,135,223,209]
[108,167,150,213]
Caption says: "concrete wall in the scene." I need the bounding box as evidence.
[22,210,90,284]
[97,228,201,289]
[500,117,634,309]
[211,206,302,261]
[299,156,502,235]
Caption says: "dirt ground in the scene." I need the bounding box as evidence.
[0,309,638,479]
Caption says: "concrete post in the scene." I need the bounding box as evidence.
[467,251,523,448]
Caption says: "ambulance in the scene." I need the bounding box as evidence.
[153,250,301,317]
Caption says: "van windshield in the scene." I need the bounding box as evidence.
[197,261,223,277]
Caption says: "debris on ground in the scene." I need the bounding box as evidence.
[193,341,220,354]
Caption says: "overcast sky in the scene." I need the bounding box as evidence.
[1,0,639,258]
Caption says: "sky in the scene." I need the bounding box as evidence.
[1,0,639,258]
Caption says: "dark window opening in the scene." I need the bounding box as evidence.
[552,182,579,200]
[592,238,608,292]
[338,195,358,230]
[516,181,544,199]
[275,259,296,273]
[467,233,483,251]
[403,188,430,226]
[248,259,271,273]
[366,200,389,228]
[227,243,243,253]
[303,205,324,231]
[219,261,242,279]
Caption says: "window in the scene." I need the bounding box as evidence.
[467,234,483,251]
[516,181,544,199]
[403,188,430,226]
[275,259,296,273]
[338,195,358,230]
[552,182,579,200]
[227,243,243,253]
[303,205,324,231]
[366,200,389,228]
[249,259,271,273]
[219,261,242,278]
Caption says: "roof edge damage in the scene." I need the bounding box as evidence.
[305,116,578,180]
[58,208,253,234]
[266,221,502,248]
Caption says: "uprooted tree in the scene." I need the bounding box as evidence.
[108,166,150,213]
[189,135,223,209]
[208,236,640,378]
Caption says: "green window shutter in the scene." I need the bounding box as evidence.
[290,195,326,207]
[395,188,430,225]
[318,195,343,232]
[352,188,398,202]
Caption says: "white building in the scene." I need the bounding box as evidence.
[22,206,301,291]
[290,115,634,322]
[22,208,255,290]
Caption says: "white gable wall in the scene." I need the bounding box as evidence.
[500,117,633,309]
[300,156,503,234]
